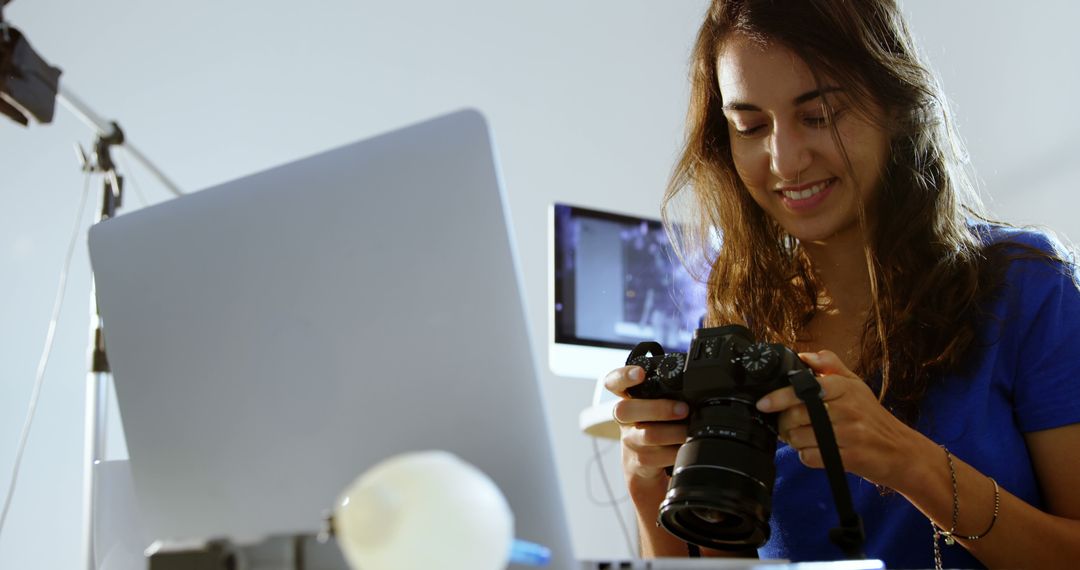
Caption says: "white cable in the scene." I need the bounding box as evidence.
[0,172,95,538]
[590,436,636,557]
[586,438,629,505]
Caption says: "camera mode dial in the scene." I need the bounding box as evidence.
[738,343,780,382]
[657,353,686,379]
[627,353,686,399]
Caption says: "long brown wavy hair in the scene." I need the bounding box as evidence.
[663,0,1022,424]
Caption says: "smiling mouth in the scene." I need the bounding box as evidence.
[776,178,836,200]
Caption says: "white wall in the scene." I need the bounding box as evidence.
[1,1,1078,569]
[903,0,1080,238]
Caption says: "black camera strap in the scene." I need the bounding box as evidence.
[788,368,866,560]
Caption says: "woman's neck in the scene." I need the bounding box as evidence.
[801,229,873,318]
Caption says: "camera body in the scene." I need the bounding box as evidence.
[625,324,810,549]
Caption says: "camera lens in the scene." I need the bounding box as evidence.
[657,416,777,549]
[689,507,731,525]
[669,498,758,541]
[659,460,772,547]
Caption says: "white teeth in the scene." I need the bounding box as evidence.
[781,181,829,200]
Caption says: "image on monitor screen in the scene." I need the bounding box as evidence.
[551,203,707,356]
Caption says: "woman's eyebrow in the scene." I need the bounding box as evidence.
[722,87,844,112]
[794,86,843,105]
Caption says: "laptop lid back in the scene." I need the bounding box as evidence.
[88,110,574,566]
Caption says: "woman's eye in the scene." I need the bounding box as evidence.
[734,125,765,137]
[803,107,845,128]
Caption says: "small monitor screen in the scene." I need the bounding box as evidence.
[552,203,707,353]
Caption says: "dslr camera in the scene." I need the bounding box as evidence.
[625,324,811,550]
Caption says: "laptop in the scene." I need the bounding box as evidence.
[89,110,882,570]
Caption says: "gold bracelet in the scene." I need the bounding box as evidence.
[931,447,1001,569]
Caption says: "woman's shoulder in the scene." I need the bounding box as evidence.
[965,224,1080,436]
[971,222,1077,284]
[970,222,1071,257]
[969,222,1079,320]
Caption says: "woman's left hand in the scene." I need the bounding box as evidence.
[755,349,932,490]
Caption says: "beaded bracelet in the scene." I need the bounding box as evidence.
[931,446,1001,570]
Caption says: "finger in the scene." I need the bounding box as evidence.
[777,403,811,436]
[603,366,645,397]
[779,397,850,429]
[627,444,681,478]
[613,398,689,425]
[800,350,857,378]
[623,422,689,449]
[784,424,818,449]
[756,385,796,413]
[797,447,824,469]
[758,372,851,413]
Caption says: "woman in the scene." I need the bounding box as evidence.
[604,1,1080,568]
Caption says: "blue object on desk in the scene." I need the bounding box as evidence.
[509,539,551,566]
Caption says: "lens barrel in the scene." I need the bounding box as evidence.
[657,407,778,549]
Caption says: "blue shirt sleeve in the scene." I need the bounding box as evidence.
[1003,232,1080,432]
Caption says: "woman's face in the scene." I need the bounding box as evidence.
[716,34,891,244]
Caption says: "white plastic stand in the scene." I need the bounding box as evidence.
[579,373,621,440]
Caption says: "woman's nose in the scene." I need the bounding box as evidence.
[769,125,812,183]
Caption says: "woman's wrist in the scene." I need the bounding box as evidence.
[626,473,680,556]
[880,426,944,494]
[627,472,669,508]
[885,431,959,531]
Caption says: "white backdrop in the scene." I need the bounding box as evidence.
[1,1,1078,568]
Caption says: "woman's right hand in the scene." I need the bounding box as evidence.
[605,364,699,557]
[604,365,690,483]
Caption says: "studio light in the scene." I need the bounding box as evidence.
[0,0,61,126]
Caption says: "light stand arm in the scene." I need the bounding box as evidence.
[57,84,184,197]
[54,85,109,136]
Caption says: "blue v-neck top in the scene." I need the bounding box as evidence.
[760,226,1080,569]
